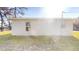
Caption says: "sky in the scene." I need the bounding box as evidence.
[12,0,79,18]
[0,7,78,19]
[63,7,79,18]
[17,7,63,18]
[17,7,79,18]
[1,0,79,18]
[19,7,45,18]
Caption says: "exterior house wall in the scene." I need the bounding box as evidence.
[60,19,73,36]
[11,18,73,36]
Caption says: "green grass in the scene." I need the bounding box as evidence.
[0,34,79,51]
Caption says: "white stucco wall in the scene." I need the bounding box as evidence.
[11,18,73,36]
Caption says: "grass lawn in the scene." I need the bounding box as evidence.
[0,34,79,51]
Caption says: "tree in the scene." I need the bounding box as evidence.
[13,7,27,18]
[0,7,12,31]
[0,7,27,31]
[8,7,27,18]
[0,10,4,31]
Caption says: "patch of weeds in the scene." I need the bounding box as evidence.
[0,39,5,44]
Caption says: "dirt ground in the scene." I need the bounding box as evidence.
[0,35,79,51]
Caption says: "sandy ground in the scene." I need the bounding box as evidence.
[0,35,79,51]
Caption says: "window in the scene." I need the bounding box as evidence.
[25,22,31,31]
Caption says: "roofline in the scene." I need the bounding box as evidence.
[8,17,79,20]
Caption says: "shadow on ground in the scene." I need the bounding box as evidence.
[0,34,78,51]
